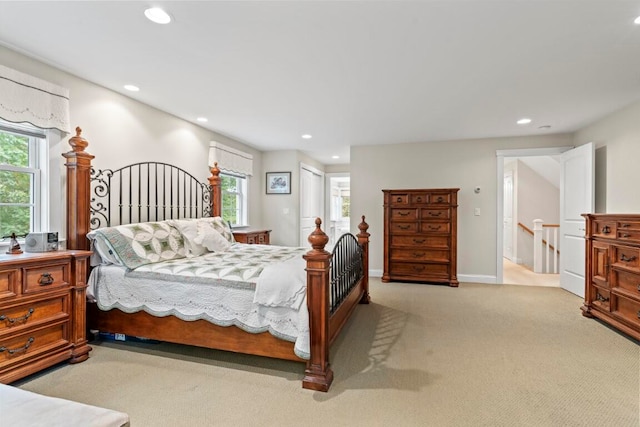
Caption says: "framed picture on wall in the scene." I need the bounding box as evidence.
[266,172,291,194]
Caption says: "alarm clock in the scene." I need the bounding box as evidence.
[24,232,59,252]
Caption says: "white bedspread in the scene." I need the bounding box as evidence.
[88,257,311,359]
[0,384,129,427]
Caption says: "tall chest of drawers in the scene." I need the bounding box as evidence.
[382,188,459,286]
[583,214,640,340]
[0,250,92,383]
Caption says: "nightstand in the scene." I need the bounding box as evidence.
[0,250,92,383]
[233,229,271,245]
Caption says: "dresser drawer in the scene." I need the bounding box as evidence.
[22,262,70,295]
[589,286,610,311]
[390,208,417,221]
[427,192,451,205]
[611,269,640,299]
[391,235,449,248]
[390,249,450,262]
[0,295,69,333]
[421,208,450,220]
[390,262,450,278]
[388,193,409,206]
[420,222,451,234]
[611,245,640,273]
[613,296,640,328]
[593,220,616,238]
[0,268,20,300]
[389,222,418,233]
[616,222,640,244]
[0,323,69,366]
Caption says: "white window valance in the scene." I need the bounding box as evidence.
[0,64,71,134]
[209,141,253,176]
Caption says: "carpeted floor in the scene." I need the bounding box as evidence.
[14,279,640,426]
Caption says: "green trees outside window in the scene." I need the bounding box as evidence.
[0,132,32,237]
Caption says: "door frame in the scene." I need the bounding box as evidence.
[496,146,573,284]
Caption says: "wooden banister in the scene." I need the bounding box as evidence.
[517,222,559,254]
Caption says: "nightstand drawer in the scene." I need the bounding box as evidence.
[23,262,70,295]
[0,295,69,333]
[390,262,450,278]
[0,268,20,300]
[391,249,450,263]
[613,296,640,328]
[0,323,69,366]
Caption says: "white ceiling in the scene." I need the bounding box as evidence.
[1,1,640,164]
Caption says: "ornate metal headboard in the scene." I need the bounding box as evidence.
[90,161,212,229]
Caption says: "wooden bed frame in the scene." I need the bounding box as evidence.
[63,128,370,392]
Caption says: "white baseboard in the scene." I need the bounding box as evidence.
[369,269,383,278]
[457,274,497,284]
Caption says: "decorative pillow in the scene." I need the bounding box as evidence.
[91,221,187,269]
[193,221,232,252]
[197,216,235,243]
[166,219,207,257]
[86,231,124,266]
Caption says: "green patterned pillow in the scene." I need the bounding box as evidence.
[198,217,235,243]
[93,221,187,269]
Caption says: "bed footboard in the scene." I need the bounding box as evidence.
[303,217,370,391]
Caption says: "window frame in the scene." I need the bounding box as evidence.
[0,121,48,239]
[220,172,248,227]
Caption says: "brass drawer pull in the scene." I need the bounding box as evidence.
[0,337,35,355]
[437,196,444,202]
[412,266,425,272]
[38,273,54,285]
[596,293,609,303]
[637,284,640,292]
[415,197,423,203]
[622,233,631,238]
[397,225,411,230]
[620,254,637,262]
[621,223,630,228]
[396,197,403,203]
[429,212,442,217]
[602,225,611,234]
[429,225,442,230]
[413,252,425,258]
[413,239,425,244]
[0,308,34,325]
[637,311,640,319]
[397,211,411,217]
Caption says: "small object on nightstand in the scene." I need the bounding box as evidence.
[5,233,23,254]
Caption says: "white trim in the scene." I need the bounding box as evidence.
[208,141,253,176]
[458,274,497,284]
[369,269,383,278]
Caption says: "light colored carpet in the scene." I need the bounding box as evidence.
[15,279,640,426]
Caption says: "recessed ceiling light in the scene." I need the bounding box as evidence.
[144,7,171,24]
[301,134,312,139]
[196,117,208,123]
[634,15,640,24]
[124,84,140,92]
[332,155,340,159]
[517,118,532,125]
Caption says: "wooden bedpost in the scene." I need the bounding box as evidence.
[357,215,371,304]
[63,127,94,250]
[208,162,222,217]
[302,218,333,392]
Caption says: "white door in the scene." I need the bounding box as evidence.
[559,142,594,297]
[300,164,324,246]
[503,171,514,261]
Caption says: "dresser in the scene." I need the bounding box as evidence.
[583,214,640,340]
[233,229,271,245]
[0,250,92,383]
[382,188,459,286]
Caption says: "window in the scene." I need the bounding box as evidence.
[0,121,47,238]
[220,173,247,227]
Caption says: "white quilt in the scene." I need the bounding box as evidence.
[88,246,311,359]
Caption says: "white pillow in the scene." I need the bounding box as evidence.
[86,231,124,266]
[166,219,207,256]
[193,221,232,252]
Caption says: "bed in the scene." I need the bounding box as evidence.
[63,127,370,392]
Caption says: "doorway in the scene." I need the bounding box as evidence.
[497,148,570,286]
[325,173,350,250]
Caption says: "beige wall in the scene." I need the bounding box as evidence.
[350,134,573,280]
[574,99,640,214]
[0,45,264,237]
